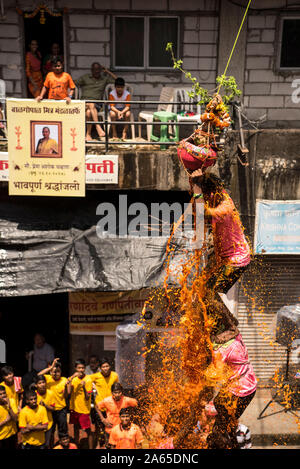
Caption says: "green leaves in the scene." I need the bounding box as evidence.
[166,42,241,106]
[216,74,241,104]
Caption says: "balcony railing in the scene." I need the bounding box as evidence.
[0,98,205,153]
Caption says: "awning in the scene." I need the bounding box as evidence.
[0,190,202,296]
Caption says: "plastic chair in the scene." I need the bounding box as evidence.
[0,79,7,138]
[99,83,136,139]
[173,88,202,124]
[138,86,175,141]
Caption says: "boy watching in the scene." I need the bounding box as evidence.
[33,375,56,448]
[85,355,100,375]
[95,382,138,448]
[53,433,78,450]
[38,358,69,443]
[91,357,119,447]
[0,365,23,411]
[0,385,18,449]
[109,407,144,449]
[68,358,93,449]
[109,77,131,139]
[36,57,75,103]
[18,389,48,449]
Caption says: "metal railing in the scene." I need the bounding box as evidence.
[0,98,203,153]
[87,99,202,153]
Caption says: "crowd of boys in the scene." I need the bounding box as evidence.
[0,356,145,450]
[0,353,252,450]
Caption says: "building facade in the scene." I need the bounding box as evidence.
[0,0,299,385]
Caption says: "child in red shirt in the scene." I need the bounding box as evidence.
[36,57,75,103]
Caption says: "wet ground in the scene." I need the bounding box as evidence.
[241,387,300,449]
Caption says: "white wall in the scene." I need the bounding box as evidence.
[244,12,300,126]
[0,1,300,126]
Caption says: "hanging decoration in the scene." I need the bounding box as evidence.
[16,4,67,24]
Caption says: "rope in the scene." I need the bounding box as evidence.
[217,0,252,94]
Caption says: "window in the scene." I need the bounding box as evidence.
[277,16,300,70]
[113,16,179,69]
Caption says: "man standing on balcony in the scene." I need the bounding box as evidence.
[75,63,117,142]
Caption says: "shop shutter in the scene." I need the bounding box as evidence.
[237,255,300,383]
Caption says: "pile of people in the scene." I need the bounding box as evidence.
[166,106,257,449]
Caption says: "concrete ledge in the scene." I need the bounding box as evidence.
[252,433,300,447]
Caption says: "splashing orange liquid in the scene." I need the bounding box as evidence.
[136,195,237,449]
[137,190,300,449]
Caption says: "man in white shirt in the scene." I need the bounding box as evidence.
[31,333,55,373]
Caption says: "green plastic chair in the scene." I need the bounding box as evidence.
[150,111,179,149]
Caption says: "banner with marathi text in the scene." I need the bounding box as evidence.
[0,152,8,181]
[0,152,119,184]
[69,290,151,334]
[86,155,118,184]
[7,98,85,196]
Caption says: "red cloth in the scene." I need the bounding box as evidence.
[14,376,22,393]
[69,410,91,430]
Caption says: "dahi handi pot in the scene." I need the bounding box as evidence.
[177,139,218,171]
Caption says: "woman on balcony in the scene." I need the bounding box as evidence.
[25,39,43,99]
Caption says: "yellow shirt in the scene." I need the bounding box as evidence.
[70,375,93,415]
[0,381,23,409]
[91,371,119,405]
[19,404,48,446]
[0,398,18,440]
[37,390,55,430]
[44,374,68,410]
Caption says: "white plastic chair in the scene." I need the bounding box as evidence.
[138,86,175,141]
[99,83,136,139]
[173,88,202,124]
[0,79,7,138]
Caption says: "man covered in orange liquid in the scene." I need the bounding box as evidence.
[109,407,144,449]
[191,168,251,295]
[95,382,138,448]
[206,331,257,449]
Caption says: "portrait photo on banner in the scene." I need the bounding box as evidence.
[30,121,62,158]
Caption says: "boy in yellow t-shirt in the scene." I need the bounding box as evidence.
[68,359,93,449]
[38,358,68,441]
[34,375,56,448]
[91,358,118,447]
[0,385,18,449]
[0,365,23,410]
[19,389,48,449]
